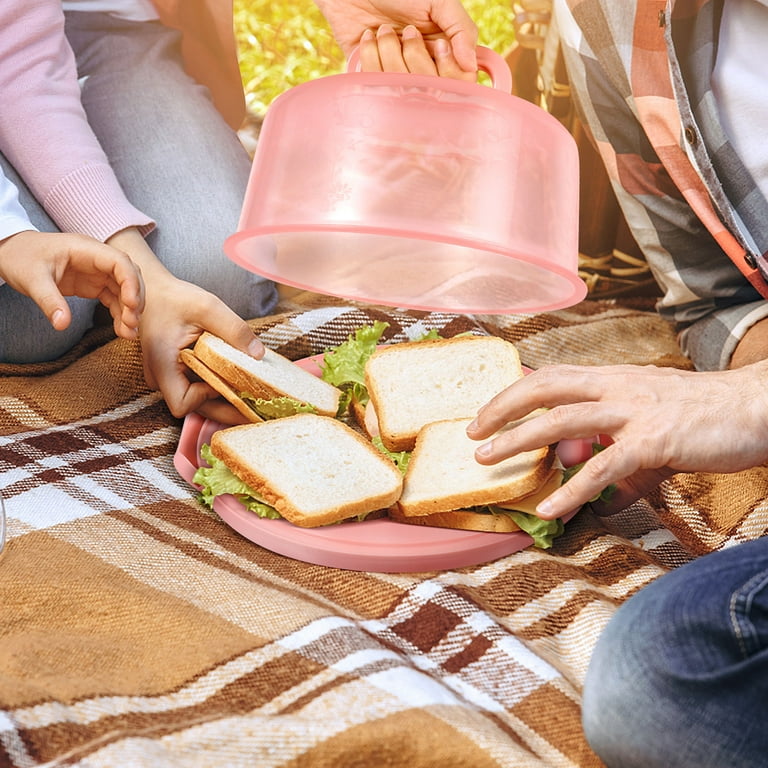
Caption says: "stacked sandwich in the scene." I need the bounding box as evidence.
[186,328,565,547]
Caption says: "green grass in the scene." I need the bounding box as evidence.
[234,0,516,116]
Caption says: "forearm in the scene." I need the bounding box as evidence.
[106,227,173,283]
[0,2,153,240]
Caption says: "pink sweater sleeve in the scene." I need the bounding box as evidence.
[0,0,154,241]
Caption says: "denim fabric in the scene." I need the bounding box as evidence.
[0,11,277,363]
[582,535,768,768]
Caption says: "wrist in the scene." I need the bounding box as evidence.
[106,227,172,280]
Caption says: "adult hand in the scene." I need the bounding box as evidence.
[466,362,768,519]
[0,230,144,339]
[359,24,475,81]
[315,0,478,73]
[106,228,265,422]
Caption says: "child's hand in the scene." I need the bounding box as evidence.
[359,24,477,82]
[0,230,144,339]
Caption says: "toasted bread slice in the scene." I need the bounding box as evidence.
[180,348,264,423]
[388,506,524,532]
[365,335,524,452]
[209,413,403,528]
[394,417,554,518]
[388,467,563,532]
[191,332,342,417]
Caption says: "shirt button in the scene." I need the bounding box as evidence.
[684,126,697,145]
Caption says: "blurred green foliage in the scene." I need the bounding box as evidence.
[234,0,516,116]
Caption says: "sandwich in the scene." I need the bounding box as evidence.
[388,416,566,548]
[194,413,404,528]
[181,332,343,422]
[319,325,525,450]
[319,327,568,547]
[362,334,525,452]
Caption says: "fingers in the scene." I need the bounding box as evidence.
[589,468,675,517]
[21,268,73,331]
[468,364,646,441]
[472,402,623,466]
[534,441,642,519]
[430,0,479,72]
[194,397,254,426]
[200,309,265,361]
[358,24,475,81]
[143,290,265,419]
[371,25,410,72]
[359,28,383,71]
[431,37,475,81]
[402,26,441,75]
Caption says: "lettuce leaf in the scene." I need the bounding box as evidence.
[319,321,389,413]
[561,443,616,503]
[487,507,564,549]
[194,444,282,519]
[372,435,411,474]
[241,394,316,420]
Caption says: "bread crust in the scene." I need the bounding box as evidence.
[388,506,522,533]
[209,414,403,528]
[396,445,554,517]
[180,349,263,423]
[192,332,341,417]
[365,335,524,452]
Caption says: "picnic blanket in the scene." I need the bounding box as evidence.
[2,292,767,768]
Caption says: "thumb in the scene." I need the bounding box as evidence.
[28,276,72,330]
[201,311,265,359]
[589,468,674,516]
[431,0,478,71]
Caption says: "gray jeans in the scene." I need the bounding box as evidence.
[0,12,277,363]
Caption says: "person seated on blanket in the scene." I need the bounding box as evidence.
[0,0,478,426]
[362,6,768,768]
[0,165,143,343]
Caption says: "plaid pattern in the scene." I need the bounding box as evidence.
[557,0,768,371]
[2,293,767,767]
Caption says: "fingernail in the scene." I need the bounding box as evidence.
[435,38,450,57]
[402,25,419,39]
[51,309,65,326]
[361,28,374,41]
[377,24,395,37]
[466,418,478,434]
[536,498,554,518]
[474,441,492,458]
[248,338,262,357]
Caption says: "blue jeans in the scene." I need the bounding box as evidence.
[582,535,768,768]
[0,12,277,363]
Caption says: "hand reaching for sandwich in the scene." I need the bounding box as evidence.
[466,361,768,519]
[0,230,144,339]
[106,228,264,422]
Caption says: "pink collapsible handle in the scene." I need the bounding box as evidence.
[346,44,513,93]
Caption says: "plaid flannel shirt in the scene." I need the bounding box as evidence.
[557,0,768,370]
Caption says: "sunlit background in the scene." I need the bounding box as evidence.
[234,0,517,116]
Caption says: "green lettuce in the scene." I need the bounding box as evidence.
[194,444,282,519]
[561,443,616,503]
[240,394,316,420]
[372,435,411,475]
[485,506,564,549]
[318,321,389,413]
[318,323,454,415]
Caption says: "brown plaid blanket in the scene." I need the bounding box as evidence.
[2,292,766,768]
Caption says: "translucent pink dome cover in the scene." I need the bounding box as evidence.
[225,48,586,314]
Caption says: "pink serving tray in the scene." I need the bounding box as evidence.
[173,354,588,573]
